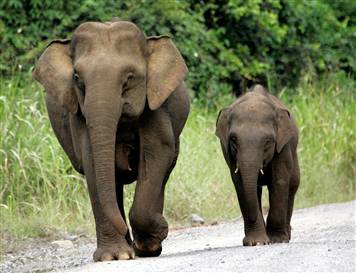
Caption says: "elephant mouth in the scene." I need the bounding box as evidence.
[115,121,140,178]
[115,144,139,172]
[121,101,145,121]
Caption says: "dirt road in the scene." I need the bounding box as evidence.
[1,201,355,272]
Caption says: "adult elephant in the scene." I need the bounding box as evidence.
[33,19,190,261]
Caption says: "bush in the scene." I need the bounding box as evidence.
[195,0,355,93]
[0,0,354,101]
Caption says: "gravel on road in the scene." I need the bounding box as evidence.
[1,200,355,273]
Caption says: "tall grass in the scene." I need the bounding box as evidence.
[284,73,356,206]
[0,72,355,239]
[0,76,92,238]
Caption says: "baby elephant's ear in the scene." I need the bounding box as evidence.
[276,109,293,153]
[216,107,230,142]
[33,39,78,114]
[146,36,188,111]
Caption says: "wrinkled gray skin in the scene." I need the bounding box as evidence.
[216,85,300,246]
[33,19,190,261]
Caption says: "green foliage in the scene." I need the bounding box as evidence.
[281,72,356,207]
[0,0,354,101]
[195,0,355,93]
[0,72,355,237]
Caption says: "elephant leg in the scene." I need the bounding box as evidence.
[153,141,179,215]
[130,162,174,257]
[266,146,293,244]
[234,176,269,246]
[286,156,300,240]
[129,110,175,257]
[115,181,132,245]
[257,185,265,227]
[82,135,134,262]
[266,179,289,243]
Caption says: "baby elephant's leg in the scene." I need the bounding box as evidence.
[234,179,269,246]
[286,157,300,240]
[266,178,290,243]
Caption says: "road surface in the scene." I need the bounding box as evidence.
[1,201,355,272]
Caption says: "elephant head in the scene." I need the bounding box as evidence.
[33,21,187,236]
[215,85,294,223]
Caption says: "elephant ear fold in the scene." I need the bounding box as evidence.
[146,35,188,111]
[216,107,230,146]
[33,39,78,114]
[276,108,293,153]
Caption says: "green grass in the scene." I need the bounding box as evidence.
[0,72,355,240]
[283,73,356,207]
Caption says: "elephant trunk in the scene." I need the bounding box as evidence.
[237,155,262,224]
[85,90,127,236]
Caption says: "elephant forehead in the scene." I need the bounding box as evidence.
[72,21,146,57]
[233,122,275,133]
[228,111,274,134]
[233,100,275,120]
[74,21,143,38]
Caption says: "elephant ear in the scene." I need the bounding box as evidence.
[266,93,293,153]
[276,108,293,153]
[32,39,78,114]
[146,35,188,110]
[215,107,230,151]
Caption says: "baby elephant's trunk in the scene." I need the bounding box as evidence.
[237,153,262,225]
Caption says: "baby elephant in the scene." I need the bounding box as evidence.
[216,85,300,246]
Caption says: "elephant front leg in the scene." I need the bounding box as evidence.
[234,177,269,246]
[266,178,290,243]
[129,114,175,257]
[82,136,134,261]
[286,157,300,240]
[266,147,294,244]
[129,147,173,257]
[240,205,269,246]
[266,180,290,243]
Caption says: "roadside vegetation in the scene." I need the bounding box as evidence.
[0,71,354,239]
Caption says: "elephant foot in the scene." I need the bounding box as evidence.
[243,233,270,246]
[93,241,135,262]
[287,224,291,240]
[267,226,290,244]
[133,238,162,257]
[267,232,290,244]
[130,214,168,257]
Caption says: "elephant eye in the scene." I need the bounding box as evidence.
[123,73,135,92]
[265,137,274,148]
[73,72,80,81]
[229,136,239,152]
[73,71,85,93]
[123,72,134,89]
[127,72,134,82]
